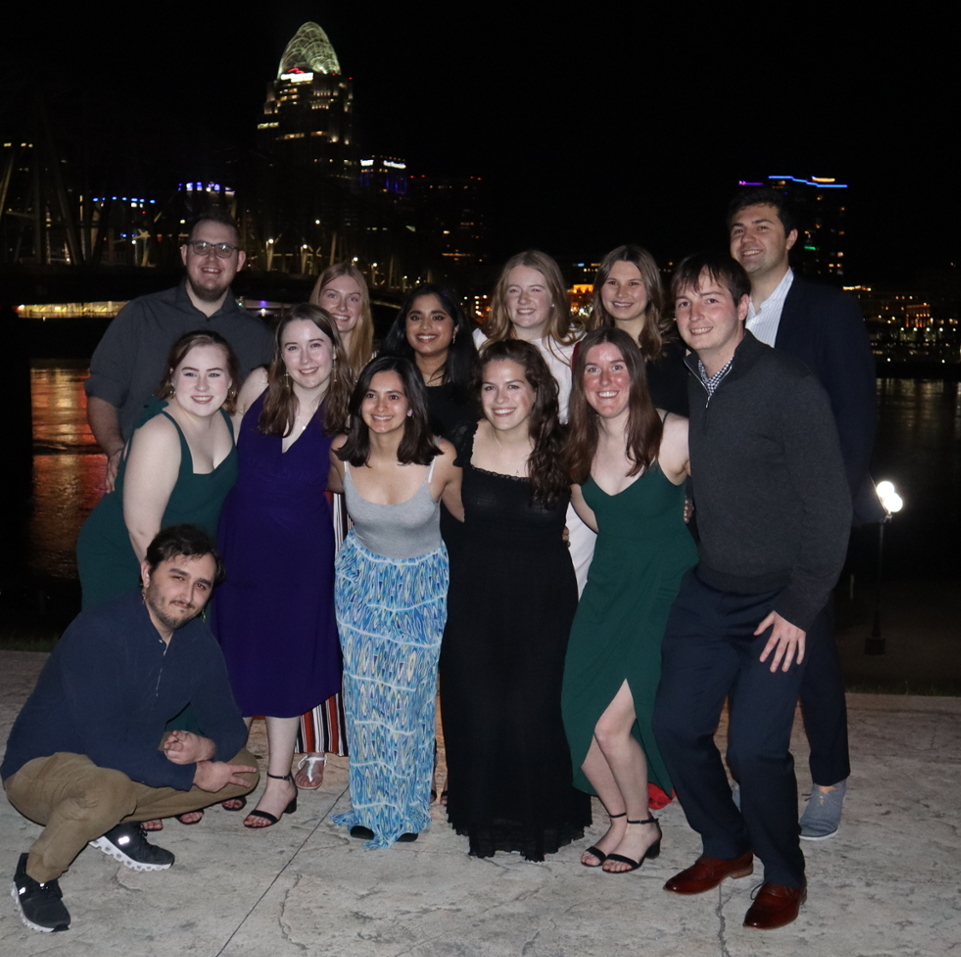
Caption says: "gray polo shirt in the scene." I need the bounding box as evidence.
[85,281,275,441]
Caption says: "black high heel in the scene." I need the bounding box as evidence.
[582,811,627,868]
[243,772,298,828]
[603,816,661,873]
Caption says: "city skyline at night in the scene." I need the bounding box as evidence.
[1,8,956,285]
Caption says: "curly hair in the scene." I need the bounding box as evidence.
[477,339,568,505]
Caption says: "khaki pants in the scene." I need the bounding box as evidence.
[4,750,259,883]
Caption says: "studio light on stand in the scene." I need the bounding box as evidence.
[865,481,903,656]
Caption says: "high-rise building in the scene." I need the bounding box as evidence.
[410,174,488,291]
[738,174,848,281]
[250,22,357,273]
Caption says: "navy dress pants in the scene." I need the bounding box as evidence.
[799,601,850,786]
[653,569,808,888]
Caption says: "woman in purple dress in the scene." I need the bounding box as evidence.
[214,304,352,828]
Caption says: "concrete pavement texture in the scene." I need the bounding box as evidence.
[1,650,958,956]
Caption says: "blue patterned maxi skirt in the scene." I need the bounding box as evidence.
[332,533,448,848]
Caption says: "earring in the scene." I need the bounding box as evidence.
[406,409,413,417]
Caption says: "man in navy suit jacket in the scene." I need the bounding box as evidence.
[727,186,882,840]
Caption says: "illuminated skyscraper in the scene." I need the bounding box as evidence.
[258,22,354,181]
[251,22,357,273]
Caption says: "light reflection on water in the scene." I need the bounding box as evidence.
[30,360,106,579]
[26,364,961,582]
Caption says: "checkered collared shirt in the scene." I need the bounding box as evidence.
[696,356,734,397]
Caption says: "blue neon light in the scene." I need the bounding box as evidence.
[768,175,848,188]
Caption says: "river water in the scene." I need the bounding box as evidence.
[24,361,961,583]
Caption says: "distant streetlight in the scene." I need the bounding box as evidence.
[866,480,903,656]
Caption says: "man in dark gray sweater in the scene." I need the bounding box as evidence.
[652,253,850,931]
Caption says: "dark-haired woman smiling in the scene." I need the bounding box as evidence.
[381,284,478,440]
[329,356,462,848]
[441,340,591,860]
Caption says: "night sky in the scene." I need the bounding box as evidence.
[4,7,956,285]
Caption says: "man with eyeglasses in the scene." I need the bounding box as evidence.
[85,212,274,489]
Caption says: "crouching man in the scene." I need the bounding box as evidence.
[2,525,258,933]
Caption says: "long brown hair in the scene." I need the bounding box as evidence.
[484,251,578,362]
[336,356,441,467]
[477,339,567,505]
[156,330,240,414]
[258,304,352,436]
[309,262,374,378]
[565,328,662,485]
[586,245,673,361]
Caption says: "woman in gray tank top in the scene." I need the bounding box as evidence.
[328,357,462,848]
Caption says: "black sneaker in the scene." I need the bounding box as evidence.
[89,824,175,872]
[11,853,70,933]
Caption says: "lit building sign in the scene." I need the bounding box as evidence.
[281,71,314,82]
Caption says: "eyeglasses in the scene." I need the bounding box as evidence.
[184,240,241,259]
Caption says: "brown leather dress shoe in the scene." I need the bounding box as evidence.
[743,882,807,930]
[663,851,754,894]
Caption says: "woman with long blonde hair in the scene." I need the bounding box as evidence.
[310,263,374,379]
[298,264,375,782]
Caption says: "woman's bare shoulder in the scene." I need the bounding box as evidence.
[131,411,180,447]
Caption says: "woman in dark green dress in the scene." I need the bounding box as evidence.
[562,328,696,873]
[78,331,241,610]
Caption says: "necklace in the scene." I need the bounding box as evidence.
[490,430,531,476]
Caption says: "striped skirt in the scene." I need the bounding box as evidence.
[332,533,448,849]
[297,491,350,757]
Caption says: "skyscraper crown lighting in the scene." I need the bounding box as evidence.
[277,22,341,78]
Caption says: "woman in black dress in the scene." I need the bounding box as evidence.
[441,339,591,860]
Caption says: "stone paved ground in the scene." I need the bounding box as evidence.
[2,651,959,957]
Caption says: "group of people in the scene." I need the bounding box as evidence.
[3,186,878,935]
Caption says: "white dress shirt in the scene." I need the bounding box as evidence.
[746,268,794,347]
